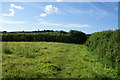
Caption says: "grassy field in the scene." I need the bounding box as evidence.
[2,42,118,78]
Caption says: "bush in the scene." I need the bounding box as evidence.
[2,30,87,44]
[86,30,120,68]
[69,30,87,44]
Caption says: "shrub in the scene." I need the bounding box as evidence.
[86,30,120,68]
[2,30,87,44]
[69,30,87,44]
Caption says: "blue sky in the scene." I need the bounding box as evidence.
[1,2,118,34]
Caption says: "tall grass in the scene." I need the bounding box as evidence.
[2,42,118,78]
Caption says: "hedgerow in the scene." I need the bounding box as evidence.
[86,30,120,69]
[2,30,87,44]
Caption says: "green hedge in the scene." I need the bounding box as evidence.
[2,30,87,44]
[86,30,120,69]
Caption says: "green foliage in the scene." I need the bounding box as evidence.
[2,30,87,44]
[2,29,119,78]
[2,42,118,78]
[69,30,87,44]
[58,30,68,34]
[86,30,120,69]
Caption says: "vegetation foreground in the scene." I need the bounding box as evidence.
[2,42,118,78]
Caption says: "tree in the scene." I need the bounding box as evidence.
[69,30,87,44]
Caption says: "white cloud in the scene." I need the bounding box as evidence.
[88,3,108,16]
[39,5,59,17]
[39,19,62,26]
[2,20,27,24]
[40,13,47,17]
[10,4,24,10]
[63,3,108,17]
[44,5,59,14]
[2,9,15,16]
[1,18,27,24]
[56,0,63,2]
[39,19,90,28]
[2,4,24,17]
[65,24,90,28]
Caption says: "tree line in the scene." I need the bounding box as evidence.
[2,30,88,44]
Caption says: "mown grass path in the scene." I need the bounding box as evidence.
[2,42,118,78]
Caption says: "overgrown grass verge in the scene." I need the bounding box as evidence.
[2,42,118,78]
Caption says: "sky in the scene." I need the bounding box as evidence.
[0,2,119,34]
